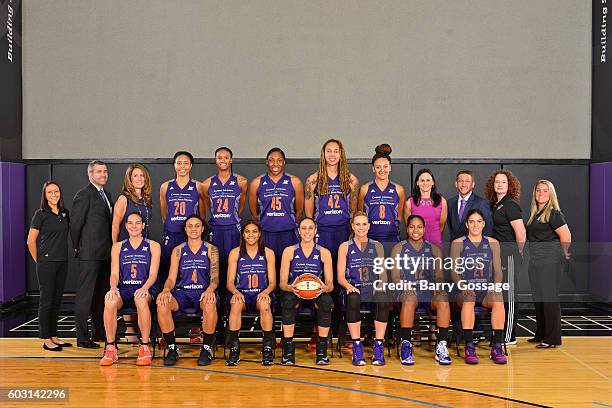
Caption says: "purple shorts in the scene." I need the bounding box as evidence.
[316,224,350,258]
[263,230,298,261]
[162,231,187,262]
[227,291,275,313]
[118,286,156,311]
[209,225,241,263]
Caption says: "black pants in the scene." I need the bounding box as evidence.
[36,261,68,339]
[75,260,110,342]
[501,247,522,342]
[528,257,563,345]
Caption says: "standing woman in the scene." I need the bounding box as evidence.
[404,168,447,248]
[159,151,206,283]
[484,170,526,344]
[358,144,405,247]
[249,147,304,278]
[305,139,359,261]
[526,180,571,348]
[112,164,153,243]
[202,147,248,284]
[27,181,71,351]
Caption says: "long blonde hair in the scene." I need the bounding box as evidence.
[122,164,153,207]
[527,179,560,225]
[317,139,351,195]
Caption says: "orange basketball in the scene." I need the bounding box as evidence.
[293,273,324,300]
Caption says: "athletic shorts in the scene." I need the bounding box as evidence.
[263,229,298,264]
[316,224,350,259]
[118,286,156,311]
[209,225,241,263]
[227,290,275,313]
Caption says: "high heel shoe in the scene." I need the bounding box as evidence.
[43,344,63,352]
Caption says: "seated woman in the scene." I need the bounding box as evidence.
[100,212,160,366]
[337,211,389,366]
[450,209,507,365]
[279,217,334,366]
[157,215,219,367]
[390,214,452,365]
[225,220,276,366]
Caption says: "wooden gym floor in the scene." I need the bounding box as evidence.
[0,337,610,407]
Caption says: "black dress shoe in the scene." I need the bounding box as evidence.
[53,341,72,347]
[527,337,542,343]
[77,340,101,349]
[536,342,558,348]
[43,344,62,352]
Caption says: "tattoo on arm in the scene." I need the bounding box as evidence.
[305,178,314,200]
[349,181,359,211]
[210,247,219,286]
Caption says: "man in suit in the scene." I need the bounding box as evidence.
[70,160,113,348]
[447,170,493,241]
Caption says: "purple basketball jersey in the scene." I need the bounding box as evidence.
[289,244,323,281]
[398,240,435,284]
[177,241,211,290]
[363,181,400,241]
[314,176,351,227]
[460,236,493,284]
[257,173,297,232]
[119,239,151,287]
[235,250,268,293]
[164,179,199,233]
[345,239,379,289]
[208,174,242,227]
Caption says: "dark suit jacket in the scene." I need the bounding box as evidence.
[70,183,113,260]
[447,192,493,241]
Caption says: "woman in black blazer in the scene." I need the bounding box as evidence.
[26,181,71,351]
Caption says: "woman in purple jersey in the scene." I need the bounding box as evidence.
[202,147,247,299]
[159,151,206,283]
[279,217,334,365]
[337,211,389,366]
[405,168,447,248]
[100,212,160,367]
[248,148,304,278]
[111,164,153,243]
[450,209,506,365]
[225,220,276,366]
[389,215,451,366]
[305,139,359,259]
[358,144,406,246]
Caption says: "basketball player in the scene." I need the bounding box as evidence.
[304,139,359,263]
[159,151,205,284]
[389,215,452,365]
[279,217,334,365]
[156,215,219,366]
[450,209,507,364]
[248,148,304,279]
[202,147,247,281]
[337,211,389,366]
[100,212,160,366]
[358,144,405,248]
[226,220,276,366]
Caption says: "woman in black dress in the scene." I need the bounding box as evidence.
[526,180,571,348]
[26,181,71,351]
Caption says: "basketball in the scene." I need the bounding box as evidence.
[293,273,324,300]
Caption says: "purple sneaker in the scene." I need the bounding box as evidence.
[464,343,479,364]
[400,340,414,365]
[372,340,385,366]
[352,341,366,366]
[490,343,507,364]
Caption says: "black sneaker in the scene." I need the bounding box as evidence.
[316,339,330,365]
[262,344,274,366]
[198,344,213,366]
[226,341,240,366]
[164,344,179,366]
[281,339,295,365]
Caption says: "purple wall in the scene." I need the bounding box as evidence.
[589,162,612,301]
[0,162,26,303]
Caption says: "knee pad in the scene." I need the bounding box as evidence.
[316,294,333,327]
[281,293,298,325]
[346,292,361,323]
[375,302,389,323]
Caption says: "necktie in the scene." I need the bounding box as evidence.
[99,189,111,212]
[458,198,466,220]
